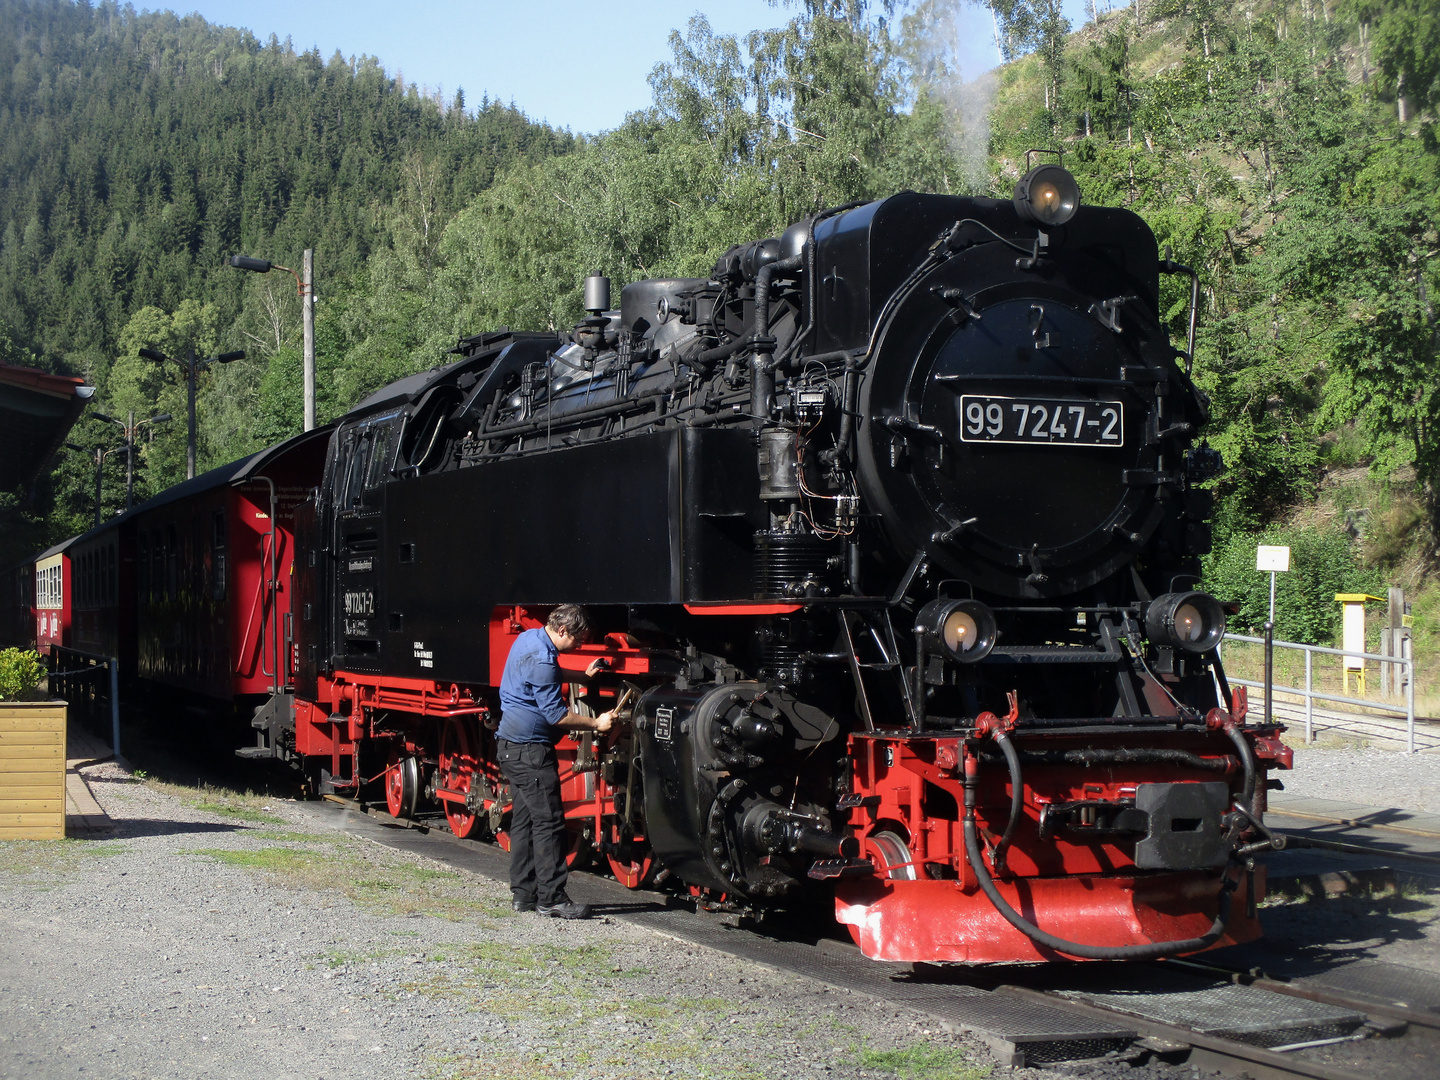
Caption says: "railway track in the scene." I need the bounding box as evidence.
[1257,696,1440,750]
[304,795,1440,1080]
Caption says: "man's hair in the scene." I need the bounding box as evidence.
[547,604,589,638]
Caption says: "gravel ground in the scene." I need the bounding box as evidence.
[1277,744,1440,814]
[7,745,1440,1080]
[0,762,1024,1080]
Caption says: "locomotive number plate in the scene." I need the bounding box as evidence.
[958,395,1124,447]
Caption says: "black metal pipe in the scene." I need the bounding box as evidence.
[751,254,803,424]
[1263,619,1274,727]
[480,389,668,441]
[979,748,1236,772]
[990,729,1024,872]
[697,330,751,368]
[1223,721,1258,817]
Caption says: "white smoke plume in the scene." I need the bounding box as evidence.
[904,0,1001,192]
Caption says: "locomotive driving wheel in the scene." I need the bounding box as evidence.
[866,829,918,880]
[383,747,421,819]
[438,717,482,839]
[606,832,653,889]
[494,818,593,867]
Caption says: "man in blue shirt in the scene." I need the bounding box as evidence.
[497,604,614,919]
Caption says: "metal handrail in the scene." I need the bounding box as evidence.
[1221,632,1418,752]
[47,644,121,759]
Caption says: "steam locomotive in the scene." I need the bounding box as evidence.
[266,162,1290,963]
[12,162,1292,964]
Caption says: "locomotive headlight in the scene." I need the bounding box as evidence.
[1013,164,1081,227]
[1144,591,1226,653]
[916,599,997,664]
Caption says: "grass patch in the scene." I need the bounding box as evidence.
[859,1043,992,1080]
[144,778,287,825]
[0,838,120,878]
[413,950,832,1079]
[193,801,286,824]
[184,842,511,920]
[250,829,336,844]
[322,945,406,968]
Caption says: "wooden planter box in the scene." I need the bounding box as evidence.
[0,700,67,840]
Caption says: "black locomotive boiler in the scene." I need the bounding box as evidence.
[268,163,1290,963]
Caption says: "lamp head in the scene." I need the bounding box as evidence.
[1013,164,1081,227]
[138,347,168,363]
[915,598,998,664]
[1144,591,1226,653]
[229,255,272,273]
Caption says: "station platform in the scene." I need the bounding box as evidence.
[64,720,115,837]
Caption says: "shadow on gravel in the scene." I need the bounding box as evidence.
[110,819,251,839]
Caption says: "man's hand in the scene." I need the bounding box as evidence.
[585,657,612,678]
[593,711,615,734]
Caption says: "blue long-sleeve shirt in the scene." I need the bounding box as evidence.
[496,628,568,744]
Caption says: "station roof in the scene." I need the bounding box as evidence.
[0,362,93,491]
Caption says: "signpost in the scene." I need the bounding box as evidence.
[1255,545,1290,726]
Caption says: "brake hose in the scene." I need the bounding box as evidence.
[962,741,1238,961]
[990,729,1024,872]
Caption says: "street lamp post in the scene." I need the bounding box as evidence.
[138,348,244,479]
[88,411,172,512]
[228,250,315,431]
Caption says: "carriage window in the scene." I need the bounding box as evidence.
[212,511,227,601]
[152,532,164,603]
[106,542,116,605]
[166,524,178,601]
[138,535,149,603]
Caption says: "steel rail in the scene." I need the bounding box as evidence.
[1274,832,1440,867]
[999,985,1374,1080]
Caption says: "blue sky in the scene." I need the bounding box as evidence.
[167,1,1103,134]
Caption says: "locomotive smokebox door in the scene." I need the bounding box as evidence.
[1134,782,1230,869]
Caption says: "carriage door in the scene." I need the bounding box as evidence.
[330,414,398,674]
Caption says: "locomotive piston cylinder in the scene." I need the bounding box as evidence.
[742,801,858,859]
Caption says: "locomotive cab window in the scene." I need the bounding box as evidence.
[399,387,461,473]
[343,433,371,508]
[365,419,397,490]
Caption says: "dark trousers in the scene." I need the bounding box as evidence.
[497,739,569,905]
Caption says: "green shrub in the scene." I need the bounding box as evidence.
[1201,523,1383,645]
[0,648,46,702]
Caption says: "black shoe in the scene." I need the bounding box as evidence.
[512,897,537,913]
[537,899,591,920]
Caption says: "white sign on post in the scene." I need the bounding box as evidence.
[1256,545,1290,627]
[1256,546,1291,573]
